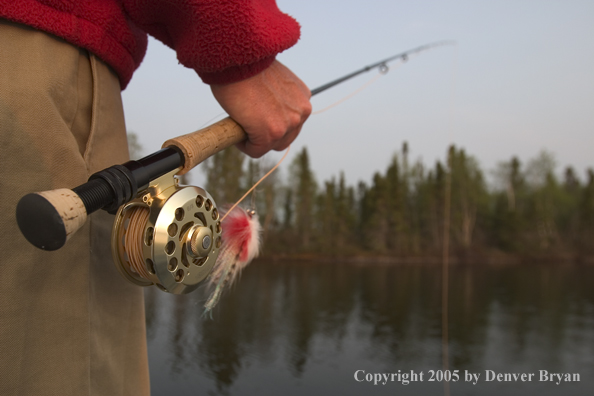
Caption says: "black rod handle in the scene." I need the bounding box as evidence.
[16,148,182,251]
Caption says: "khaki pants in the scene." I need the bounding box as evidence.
[0,20,150,395]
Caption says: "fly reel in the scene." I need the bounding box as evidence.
[111,169,222,294]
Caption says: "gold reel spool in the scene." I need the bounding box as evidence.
[111,169,222,294]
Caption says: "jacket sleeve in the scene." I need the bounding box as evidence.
[123,0,301,84]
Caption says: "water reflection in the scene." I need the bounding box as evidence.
[145,262,594,395]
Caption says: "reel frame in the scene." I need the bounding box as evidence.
[111,168,222,294]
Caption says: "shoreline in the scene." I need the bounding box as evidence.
[256,252,594,266]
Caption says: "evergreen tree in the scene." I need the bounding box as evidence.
[408,160,430,254]
[525,151,560,250]
[558,166,581,249]
[335,173,357,254]
[283,188,294,230]
[432,161,447,251]
[203,146,245,204]
[579,169,594,254]
[448,146,488,250]
[491,157,526,252]
[360,172,389,253]
[315,173,358,255]
[317,178,337,253]
[385,154,407,254]
[289,148,317,251]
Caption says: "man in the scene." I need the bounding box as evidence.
[0,1,311,395]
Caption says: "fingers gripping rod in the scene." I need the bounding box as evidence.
[16,117,246,250]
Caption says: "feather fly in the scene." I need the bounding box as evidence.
[204,207,261,315]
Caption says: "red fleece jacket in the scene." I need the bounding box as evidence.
[0,0,300,89]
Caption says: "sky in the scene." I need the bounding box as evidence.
[121,0,594,190]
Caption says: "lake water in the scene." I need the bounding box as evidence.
[145,261,594,395]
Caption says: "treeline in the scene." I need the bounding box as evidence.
[202,144,594,259]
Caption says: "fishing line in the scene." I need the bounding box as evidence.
[125,206,151,279]
[221,145,291,221]
[198,112,227,129]
[312,73,383,115]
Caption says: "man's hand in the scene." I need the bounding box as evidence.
[210,61,312,158]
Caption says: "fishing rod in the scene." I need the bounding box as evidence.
[16,41,451,294]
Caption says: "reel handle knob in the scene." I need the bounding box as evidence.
[162,117,246,175]
[16,189,87,251]
[188,225,214,258]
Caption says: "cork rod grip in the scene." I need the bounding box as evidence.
[162,117,247,175]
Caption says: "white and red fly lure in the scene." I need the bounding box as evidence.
[202,147,289,315]
[204,207,261,315]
